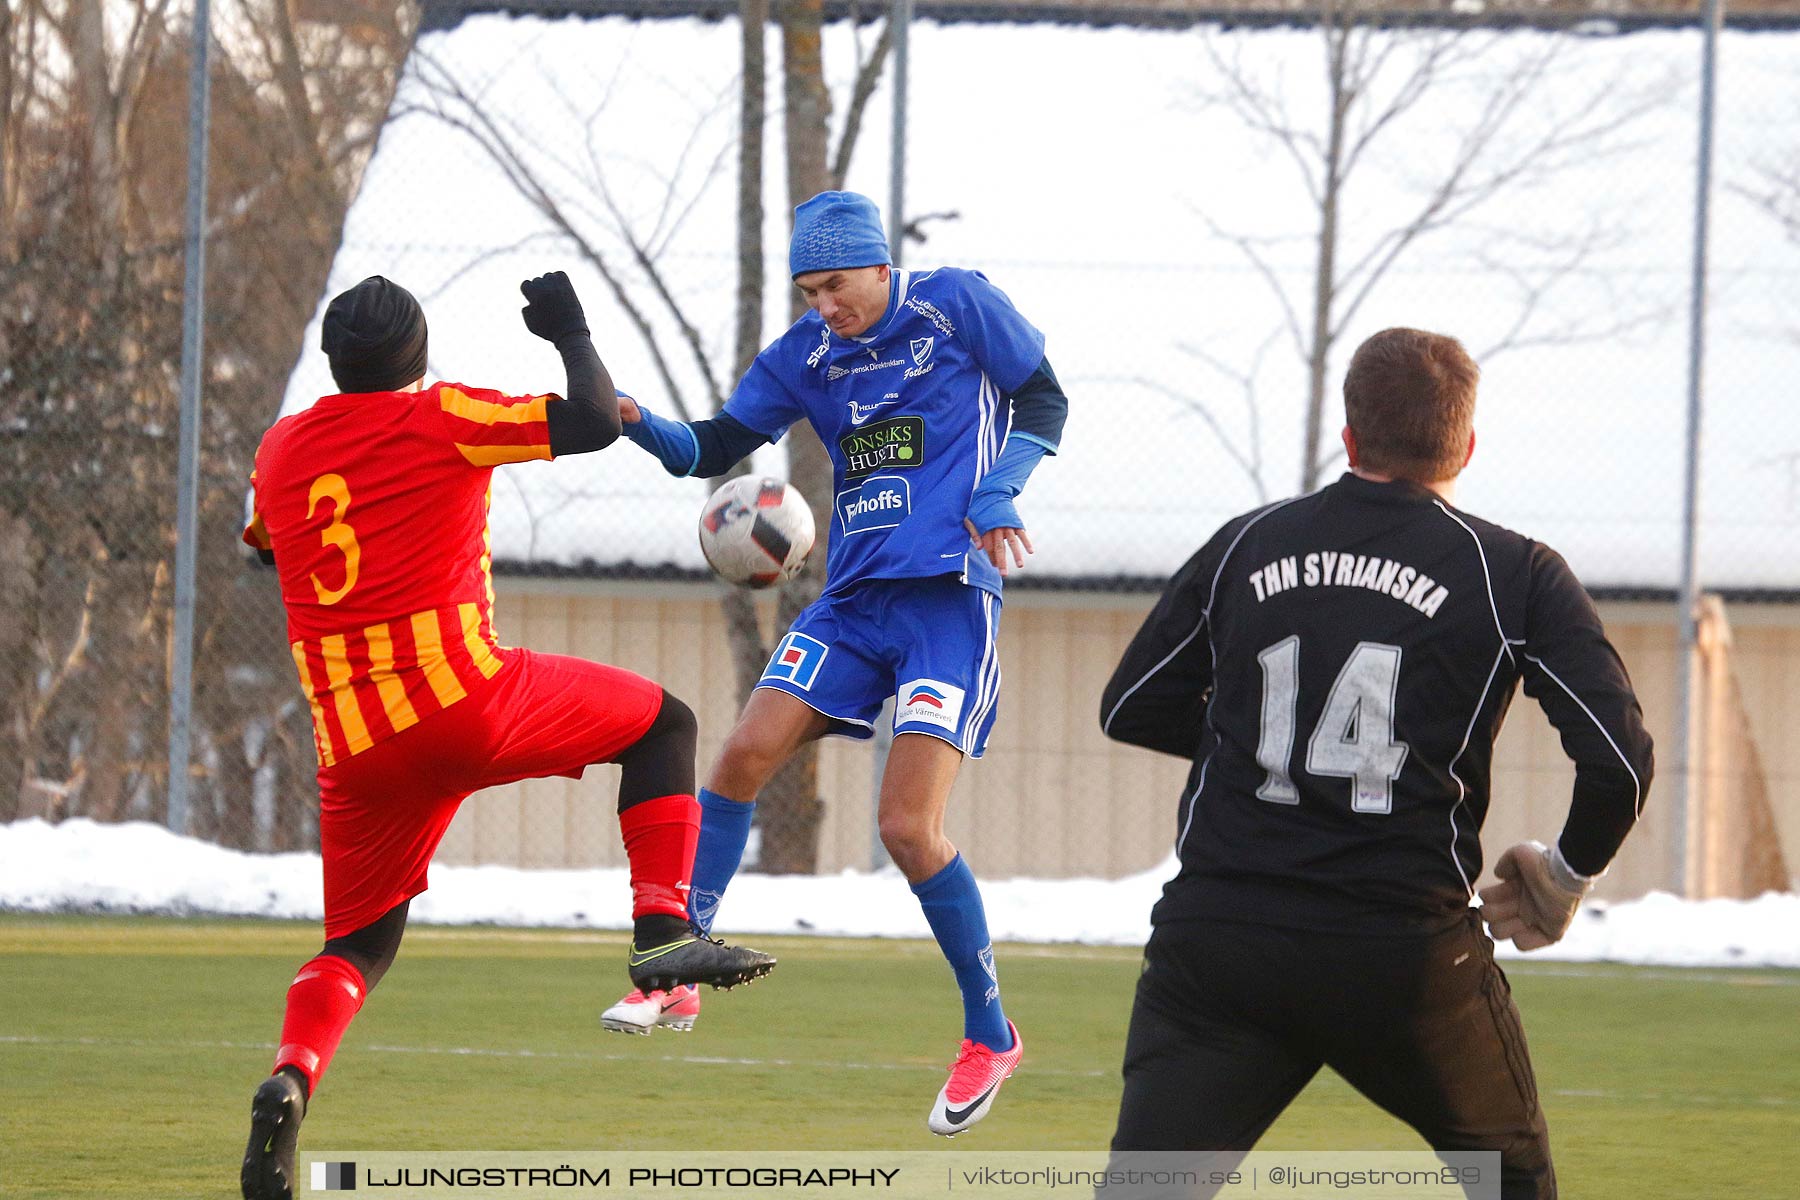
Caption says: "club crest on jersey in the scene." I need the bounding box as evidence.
[764,632,829,690]
[903,336,937,380]
[897,677,964,732]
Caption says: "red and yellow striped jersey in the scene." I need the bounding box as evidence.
[244,381,555,766]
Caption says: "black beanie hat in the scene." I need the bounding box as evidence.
[320,276,429,394]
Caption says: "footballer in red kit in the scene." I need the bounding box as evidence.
[237,274,776,1200]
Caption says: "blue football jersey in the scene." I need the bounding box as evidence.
[723,267,1046,597]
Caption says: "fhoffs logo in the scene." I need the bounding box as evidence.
[838,416,925,480]
[836,477,912,535]
[311,1161,356,1191]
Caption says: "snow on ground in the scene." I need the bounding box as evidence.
[4,819,1795,968]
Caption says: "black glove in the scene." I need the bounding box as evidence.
[519,271,590,344]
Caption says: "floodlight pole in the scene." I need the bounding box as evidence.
[168,0,213,836]
[1671,0,1723,898]
[887,0,912,264]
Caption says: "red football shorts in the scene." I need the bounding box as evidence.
[315,648,664,938]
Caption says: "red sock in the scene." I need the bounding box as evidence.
[620,793,701,920]
[272,954,367,1094]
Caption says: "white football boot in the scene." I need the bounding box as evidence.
[600,984,701,1035]
[928,1021,1023,1136]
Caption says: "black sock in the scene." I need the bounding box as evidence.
[276,1063,311,1105]
[633,913,691,946]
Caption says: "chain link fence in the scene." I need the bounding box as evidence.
[1,0,416,849]
[7,3,1800,887]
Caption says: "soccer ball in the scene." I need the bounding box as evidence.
[698,476,816,589]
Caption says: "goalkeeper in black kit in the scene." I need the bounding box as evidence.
[1099,328,1653,1199]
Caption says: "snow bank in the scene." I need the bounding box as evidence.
[2,819,1794,967]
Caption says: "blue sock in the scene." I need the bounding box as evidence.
[911,853,1012,1050]
[687,787,755,935]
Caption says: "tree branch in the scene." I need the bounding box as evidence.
[830,16,892,190]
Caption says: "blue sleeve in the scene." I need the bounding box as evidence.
[620,397,701,475]
[721,342,808,442]
[621,398,769,478]
[967,435,1053,535]
[946,269,1046,396]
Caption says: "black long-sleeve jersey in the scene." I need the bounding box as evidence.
[1101,473,1654,934]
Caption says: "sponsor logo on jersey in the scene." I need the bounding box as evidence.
[828,356,902,382]
[897,676,965,732]
[904,295,956,336]
[839,415,926,480]
[1249,551,1451,618]
[836,476,912,535]
[807,326,831,368]
[763,631,830,690]
[845,396,898,425]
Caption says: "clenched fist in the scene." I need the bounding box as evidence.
[520,271,589,344]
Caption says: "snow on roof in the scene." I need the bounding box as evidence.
[280,16,1800,589]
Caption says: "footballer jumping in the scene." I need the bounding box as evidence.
[237,273,775,1199]
[605,192,1069,1135]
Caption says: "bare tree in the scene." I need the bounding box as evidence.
[1743,167,1800,243]
[756,0,893,871]
[1,0,416,842]
[408,6,893,871]
[717,0,774,704]
[1188,1,1668,494]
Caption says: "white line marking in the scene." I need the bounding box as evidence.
[6,1032,1797,1108]
[0,1034,1109,1079]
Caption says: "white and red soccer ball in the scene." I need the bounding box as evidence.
[697,476,816,589]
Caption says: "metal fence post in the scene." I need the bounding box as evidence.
[887,0,912,264]
[1671,0,1724,898]
[168,0,214,835]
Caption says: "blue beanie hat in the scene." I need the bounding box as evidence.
[789,191,891,280]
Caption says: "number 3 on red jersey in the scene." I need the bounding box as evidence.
[306,473,361,605]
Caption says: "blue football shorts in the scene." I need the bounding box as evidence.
[755,574,1003,758]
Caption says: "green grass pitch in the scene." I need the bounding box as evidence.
[1,914,1795,1198]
